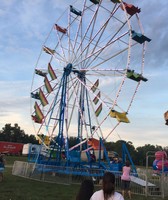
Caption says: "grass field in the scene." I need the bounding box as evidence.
[1,156,167,200]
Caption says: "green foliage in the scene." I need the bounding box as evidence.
[104,140,165,166]
[136,144,162,166]
[69,136,78,147]
[0,123,38,144]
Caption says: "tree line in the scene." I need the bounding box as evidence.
[104,140,168,166]
[0,124,38,144]
[0,123,167,166]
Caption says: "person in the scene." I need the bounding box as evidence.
[0,153,5,167]
[90,172,124,200]
[121,160,131,199]
[0,153,5,182]
[76,179,94,200]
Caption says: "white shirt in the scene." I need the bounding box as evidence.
[90,189,124,200]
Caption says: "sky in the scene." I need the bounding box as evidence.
[0,0,168,148]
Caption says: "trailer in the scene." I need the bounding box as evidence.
[0,141,24,155]
[22,143,48,162]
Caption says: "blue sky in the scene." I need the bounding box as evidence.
[0,0,167,148]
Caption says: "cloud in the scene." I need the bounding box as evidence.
[138,1,168,69]
[0,79,33,134]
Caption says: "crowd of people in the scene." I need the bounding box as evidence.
[76,161,131,200]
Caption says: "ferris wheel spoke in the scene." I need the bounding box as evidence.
[75,68,125,116]
[79,3,106,69]
[85,76,125,111]
[75,76,129,139]
[42,26,68,66]
[69,74,90,139]
[73,4,121,66]
[87,91,104,139]
[105,122,120,140]
[84,23,130,68]
[75,4,101,59]
[79,76,119,134]
[52,50,66,64]
[55,30,68,63]
[67,37,77,63]
[74,31,129,69]
[71,0,87,54]
[85,68,126,76]
[68,5,85,63]
[86,44,132,70]
[66,78,80,127]
[72,4,110,68]
[83,4,120,68]
[67,81,80,130]
[84,23,129,68]
[126,81,141,113]
[45,77,65,127]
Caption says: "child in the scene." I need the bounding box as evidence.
[121,160,131,199]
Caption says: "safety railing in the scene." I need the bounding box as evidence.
[12,161,168,198]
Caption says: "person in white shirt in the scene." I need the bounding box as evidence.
[90,172,124,200]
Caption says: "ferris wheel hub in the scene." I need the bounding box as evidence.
[64,63,72,76]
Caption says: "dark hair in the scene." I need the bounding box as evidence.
[76,179,94,200]
[125,160,130,167]
[103,172,115,200]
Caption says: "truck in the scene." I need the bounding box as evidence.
[0,141,24,155]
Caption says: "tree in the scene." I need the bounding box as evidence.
[104,140,138,164]
[69,136,80,148]
[136,144,162,166]
[0,123,38,144]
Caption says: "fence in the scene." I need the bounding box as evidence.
[12,161,168,198]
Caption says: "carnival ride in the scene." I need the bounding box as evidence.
[164,111,168,125]
[30,0,151,177]
[153,151,168,173]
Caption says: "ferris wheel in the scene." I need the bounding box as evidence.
[30,0,150,165]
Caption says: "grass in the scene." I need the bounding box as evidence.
[1,156,168,200]
[2,166,79,200]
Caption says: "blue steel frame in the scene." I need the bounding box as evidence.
[32,63,137,176]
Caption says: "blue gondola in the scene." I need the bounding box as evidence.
[70,5,82,16]
[90,0,100,5]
